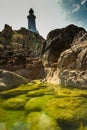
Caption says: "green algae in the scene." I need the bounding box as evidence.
[25,95,54,113]
[26,112,61,130]
[2,94,28,110]
[0,80,87,130]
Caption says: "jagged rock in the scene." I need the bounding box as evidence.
[2,24,13,39]
[42,24,86,62]
[59,70,87,88]
[58,40,87,70]
[0,24,45,80]
[13,27,44,53]
[16,59,45,80]
[42,24,87,87]
[0,48,45,80]
[0,24,44,53]
[0,24,87,88]
[0,70,28,91]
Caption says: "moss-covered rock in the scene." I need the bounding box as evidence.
[44,97,87,130]
[25,95,54,112]
[26,112,61,130]
[0,80,46,98]
[2,94,28,110]
[27,88,54,97]
[0,81,87,130]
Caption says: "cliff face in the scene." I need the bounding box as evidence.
[0,24,87,87]
[0,24,44,52]
[42,24,87,87]
[42,24,86,62]
[0,24,45,80]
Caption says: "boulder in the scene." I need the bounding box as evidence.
[42,24,86,62]
[0,70,28,91]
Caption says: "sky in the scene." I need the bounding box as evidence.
[0,0,87,38]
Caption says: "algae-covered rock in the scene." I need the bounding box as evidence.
[27,88,53,97]
[44,97,87,130]
[2,95,28,110]
[25,95,54,113]
[0,81,87,130]
[26,112,61,130]
[11,121,30,130]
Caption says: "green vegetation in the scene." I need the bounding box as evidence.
[26,112,61,130]
[0,80,87,130]
[12,33,24,39]
[2,94,28,110]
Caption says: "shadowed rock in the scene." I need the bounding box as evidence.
[42,24,86,62]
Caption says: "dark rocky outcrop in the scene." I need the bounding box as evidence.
[2,24,13,39]
[42,24,86,62]
[0,49,45,81]
[0,24,44,53]
[42,24,87,87]
[0,24,13,48]
[0,24,87,87]
[0,24,45,81]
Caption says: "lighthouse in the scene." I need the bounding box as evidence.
[27,8,38,33]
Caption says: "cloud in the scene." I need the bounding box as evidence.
[72,4,80,13]
[81,0,86,5]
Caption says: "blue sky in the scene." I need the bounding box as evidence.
[0,0,87,38]
[58,0,87,26]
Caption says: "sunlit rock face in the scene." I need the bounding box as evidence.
[58,33,87,70]
[42,24,87,87]
[59,70,87,88]
[57,32,87,87]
